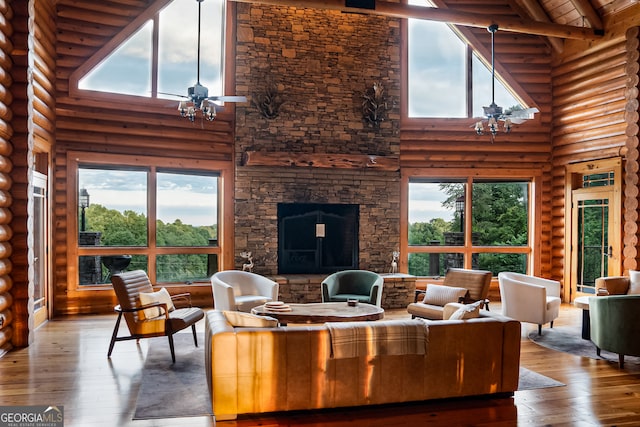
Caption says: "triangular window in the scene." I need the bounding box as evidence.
[76,0,225,101]
[407,1,523,119]
[79,22,153,96]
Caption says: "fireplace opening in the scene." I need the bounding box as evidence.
[278,203,359,274]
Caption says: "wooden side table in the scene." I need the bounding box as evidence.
[574,295,592,340]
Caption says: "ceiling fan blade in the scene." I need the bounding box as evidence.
[158,91,189,99]
[208,95,247,102]
[505,107,539,120]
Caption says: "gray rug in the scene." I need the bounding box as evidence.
[528,327,640,366]
[134,333,212,420]
[518,367,564,391]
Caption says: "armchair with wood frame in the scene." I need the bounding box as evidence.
[408,268,492,320]
[108,269,204,363]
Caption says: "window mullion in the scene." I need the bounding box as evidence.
[466,46,473,118]
[148,167,157,282]
[151,14,159,98]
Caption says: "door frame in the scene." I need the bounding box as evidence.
[32,170,50,327]
[564,158,622,302]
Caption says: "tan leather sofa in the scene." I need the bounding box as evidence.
[204,309,521,420]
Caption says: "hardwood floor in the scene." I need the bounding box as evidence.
[1,304,640,426]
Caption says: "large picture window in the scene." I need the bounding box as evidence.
[73,154,224,287]
[407,177,531,276]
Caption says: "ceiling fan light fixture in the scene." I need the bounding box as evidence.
[473,24,536,139]
[201,100,217,121]
[475,121,484,135]
[178,101,197,122]
[176,0,246,123]
[504,118,512,133]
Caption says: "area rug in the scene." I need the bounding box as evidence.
[133,333,212,420]
[527,327,640,366]
[134,333,560,419]
[517,367,564,391]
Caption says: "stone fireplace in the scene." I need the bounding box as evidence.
[233,4,401,277]
[278,203,359,274]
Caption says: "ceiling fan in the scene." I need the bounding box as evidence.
[474,24,538,139]
[176,0,247,122]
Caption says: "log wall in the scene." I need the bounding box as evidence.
[549,26,636,284]
[6,0,57,347]
[9,1,30,348]
[0,0,13,355]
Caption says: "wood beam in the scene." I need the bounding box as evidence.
[230,0,604,40]
[513,0,564,53]
[570,0,603,30]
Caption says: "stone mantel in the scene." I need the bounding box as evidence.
[242,151,400,171]
[270,273,416,309]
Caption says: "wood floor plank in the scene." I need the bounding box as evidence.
[1,303,640,426]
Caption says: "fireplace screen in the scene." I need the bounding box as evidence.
[278,203,359,274]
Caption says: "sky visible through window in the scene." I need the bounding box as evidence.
[79,168,218,227]
[409,182,453,223]
[79,0,225,101]
[407,0,521,118]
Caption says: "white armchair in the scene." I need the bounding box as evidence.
[211,270,279,312]
[498,272,561,335]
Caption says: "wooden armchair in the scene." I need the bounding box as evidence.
[108,270,204,363]
[408,268,493,320]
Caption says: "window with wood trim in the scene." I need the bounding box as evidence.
[73,0,225,101]
[406,0,522,118]
[72,153,225,287]
[406,176,532,276]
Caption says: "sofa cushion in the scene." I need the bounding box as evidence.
[628,270,640,294]
[446,300,483,320]
[139,287,175,319]
[223,310,278,327]
[422,284,468,306]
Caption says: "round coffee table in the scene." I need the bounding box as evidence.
[251,302,384,326]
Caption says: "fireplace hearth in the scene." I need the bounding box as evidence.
[278,203,359,274]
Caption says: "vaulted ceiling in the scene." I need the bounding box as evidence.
[231,0,639,53]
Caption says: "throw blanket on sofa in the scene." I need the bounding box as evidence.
[326,320,429,359]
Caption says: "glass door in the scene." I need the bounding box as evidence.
[33,172,49,327]
[571,188,614,296]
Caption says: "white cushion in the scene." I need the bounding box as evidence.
[628,270,640,294]
[139,288,175,319]
[422,284,468,306]
[447,300,483,320]
[223,310,278,328]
